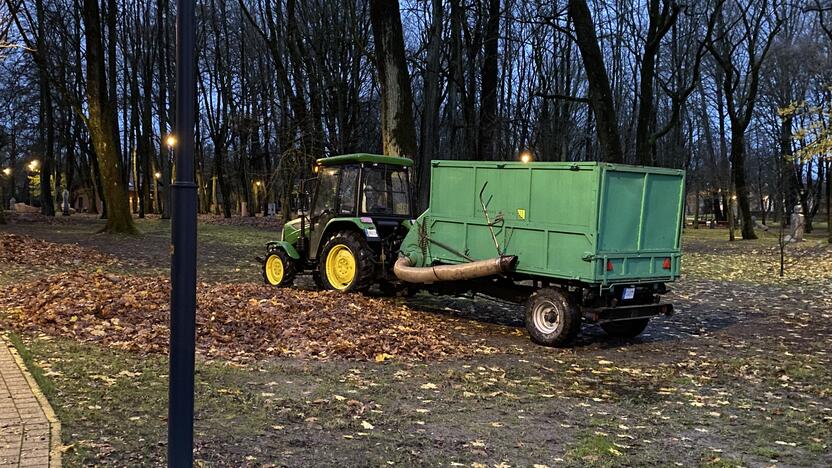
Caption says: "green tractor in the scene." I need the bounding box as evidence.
[262,154,414,292]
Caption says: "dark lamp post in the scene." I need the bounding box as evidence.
[168,0,197,465]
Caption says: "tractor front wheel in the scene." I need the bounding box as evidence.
[319,231,375,292]
[263,249,296,287]
[525,287,581,347]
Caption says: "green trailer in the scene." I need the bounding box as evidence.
[394,160,685,346]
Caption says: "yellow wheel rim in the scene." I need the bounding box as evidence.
[265,255,284,285]
[325,244,356,290]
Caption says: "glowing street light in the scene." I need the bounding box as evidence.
[255,180,261,187]
[2,167,11,177]
[165,134,177,148]
[519,150,533,163]
[155,172,162,179]
[28,160,40,172]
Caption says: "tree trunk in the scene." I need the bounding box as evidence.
[157,0,171,219]
[35,0,55,216]
[417,0,444,211]
[827,158,831,243]
[369,0,417,158]
[693,184,700,229]
[730,129,756,239]
[780,115,799,224]
[83,0,136,234]
[568,0,623,163]
[477,0,500,161]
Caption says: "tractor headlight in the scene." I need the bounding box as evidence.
[365,227,379,238]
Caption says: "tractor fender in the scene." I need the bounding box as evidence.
[266,241,301,260]
[313,218,378,259]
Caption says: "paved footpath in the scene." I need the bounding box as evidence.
[0,338,60,467]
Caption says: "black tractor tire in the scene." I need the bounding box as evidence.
[318,230,375,293]
[262,249,296,287]
[600,318,650,338]
[525,287,581,347]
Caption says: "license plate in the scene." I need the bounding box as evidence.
[622,287,635,300]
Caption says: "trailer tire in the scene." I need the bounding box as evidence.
[263,249,296,287]
[319,230,375,292]
[525,288,581,347]
[600,318,649,338]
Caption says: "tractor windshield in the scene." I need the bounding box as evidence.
[361,165,410,216]
[311,165,360,218]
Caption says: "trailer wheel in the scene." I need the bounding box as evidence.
[263,250,296,287]
[319,230,375,292]
[525,288,581,347]
[600,319,649,338]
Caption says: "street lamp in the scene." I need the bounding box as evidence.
[519,150,533,163]
[153,172,162,214]
[27,160,39,205]
[168,0,197,463]
[254,181,262,215]
[0,168,10,215]
[166,134,177,149]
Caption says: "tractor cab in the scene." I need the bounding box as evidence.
[262,154,414,292]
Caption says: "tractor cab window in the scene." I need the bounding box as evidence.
[311,167,340,219]
[361,165,410,216]
[338,166,359,214]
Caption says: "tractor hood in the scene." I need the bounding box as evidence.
[281,217,304,244]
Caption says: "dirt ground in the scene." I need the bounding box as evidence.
[1,214,831,467]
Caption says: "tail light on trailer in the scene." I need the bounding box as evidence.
[662,258,671,270]
[606,260,614,272]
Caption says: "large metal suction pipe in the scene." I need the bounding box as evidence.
[394,255,517,284]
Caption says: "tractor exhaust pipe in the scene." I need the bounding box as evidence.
[394,255,517,284]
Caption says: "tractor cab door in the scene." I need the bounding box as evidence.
[308,165,359,259]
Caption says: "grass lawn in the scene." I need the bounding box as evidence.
[2,216,831,466]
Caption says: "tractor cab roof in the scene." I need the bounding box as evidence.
[316,153,413,167]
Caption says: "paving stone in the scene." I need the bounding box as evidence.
[0,339,58,467]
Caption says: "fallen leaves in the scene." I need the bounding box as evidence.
[0,233,116,267]
[0,270,492,362]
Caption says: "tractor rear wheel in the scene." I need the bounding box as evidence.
[525,287,581,347]
[600,318,649,338]
[319,230,375,292]
[263,249,296,287]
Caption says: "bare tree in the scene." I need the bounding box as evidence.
[568,0,624,163]
[369,0,417,159]
[83,0,136,233]
[707,0,784,240]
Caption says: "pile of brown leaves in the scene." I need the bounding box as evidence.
[0,271,486,362]
[0,233,116,267]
